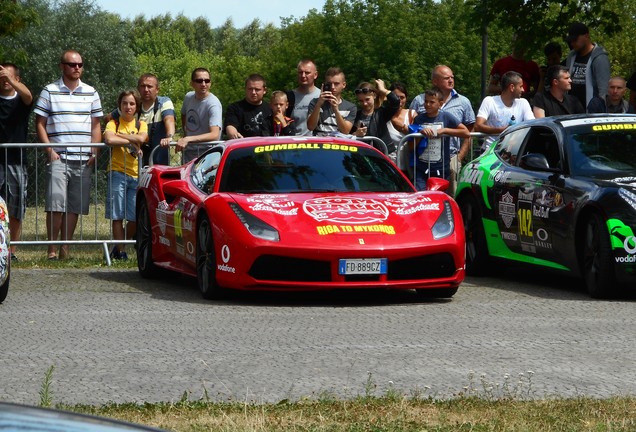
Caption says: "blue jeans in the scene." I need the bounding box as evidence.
[105,170,137,221]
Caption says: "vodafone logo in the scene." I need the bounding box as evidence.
[221,245,231,263]
[624,236,636,255]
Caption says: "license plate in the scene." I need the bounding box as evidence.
[338,258,387,275]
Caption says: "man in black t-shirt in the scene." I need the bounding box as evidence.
[224,74,272,139]
[533,65,585,118]
[0,63,33,261]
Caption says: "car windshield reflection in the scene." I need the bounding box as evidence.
[219,145,413,193]
[568,128,636,178]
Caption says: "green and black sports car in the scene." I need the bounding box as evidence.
[456,114,636,298]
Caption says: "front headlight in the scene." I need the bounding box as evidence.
[229,202,280,242]
[431,200,454,240]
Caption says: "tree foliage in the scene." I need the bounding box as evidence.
[1,0,635,134]
[2,0,136,111]
[0,0,39,59]
[466,0,622,55]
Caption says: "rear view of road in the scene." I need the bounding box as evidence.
[1,268,635,405]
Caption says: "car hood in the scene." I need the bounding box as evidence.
[226,192,455,246]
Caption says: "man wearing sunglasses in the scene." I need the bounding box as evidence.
[178,68,222,163]
[34,50,103,260]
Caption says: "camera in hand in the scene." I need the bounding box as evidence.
[323,82,333,92]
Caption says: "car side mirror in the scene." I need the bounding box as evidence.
[426,177,449,192]
[519,153,559,172]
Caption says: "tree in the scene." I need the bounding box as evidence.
[466,0,621,55]
[2,0,137,111]
[0,0,39,60]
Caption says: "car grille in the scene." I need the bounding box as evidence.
[249,255,332,282]
[387,253,456,280]
[249,253,457,283]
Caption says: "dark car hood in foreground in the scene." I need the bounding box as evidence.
[0,402,165,432]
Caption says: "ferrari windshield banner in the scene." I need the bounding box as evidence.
[254,143,358,153]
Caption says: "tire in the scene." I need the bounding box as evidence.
[136,198,158,278]
[196,217,225,300]
[415,287,458,299]
[0,273,9,304]
[582,213,617,299]
[458,194,491,275]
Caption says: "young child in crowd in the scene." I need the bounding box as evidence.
[103,90,148,260]
[270,91,296,136]
[409,87,469,190]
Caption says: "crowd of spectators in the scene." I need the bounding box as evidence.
[1,21,635,259]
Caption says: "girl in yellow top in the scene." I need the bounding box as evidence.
[103,90,148,260]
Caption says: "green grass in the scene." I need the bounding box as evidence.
[31,367,636,431]
[51,394,636,431]
[12,202,136,268]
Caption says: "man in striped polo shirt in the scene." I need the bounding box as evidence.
[34,50,103,260]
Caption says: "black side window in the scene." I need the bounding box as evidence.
[521,128,561,169]
[192,151,222,193]
[495,128,530,165]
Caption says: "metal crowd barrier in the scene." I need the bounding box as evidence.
[394,131,495,187]
[2,142,143,265]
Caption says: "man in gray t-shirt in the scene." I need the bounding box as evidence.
[286,59,321,136]
[178,68,222,163]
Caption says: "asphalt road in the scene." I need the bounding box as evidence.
[1,267,636,406]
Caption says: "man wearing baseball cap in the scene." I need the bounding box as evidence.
[564,22,610,108]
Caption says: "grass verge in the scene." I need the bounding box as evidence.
[55,395,636,431]
[33,367,636,431]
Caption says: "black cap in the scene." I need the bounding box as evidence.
[566,22,589,43]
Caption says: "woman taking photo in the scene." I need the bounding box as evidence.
[350,79,401,160]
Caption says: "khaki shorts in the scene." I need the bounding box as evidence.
[45,159,92,214]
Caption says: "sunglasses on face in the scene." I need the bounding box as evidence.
[193,78,211,84]
[355,88,374,94]
[62,62,83,69]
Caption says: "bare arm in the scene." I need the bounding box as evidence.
[457,123,474,161]
[0,66,32,105]
[160,115,176,147]
[533,106,546,118]
[87,117,102,165]
[474,117,506,136]
[225,125,242,140]
[421,123,470,139]
[333,103,353,134]
[306,99,324,131]
[36,115,58,162]
[176,126,221,152]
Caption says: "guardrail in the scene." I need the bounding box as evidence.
[3,142,142,265]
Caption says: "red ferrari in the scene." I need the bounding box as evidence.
[136,136,465,299]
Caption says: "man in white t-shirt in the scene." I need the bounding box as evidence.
[286,59,321,136]
[474,71,535,152]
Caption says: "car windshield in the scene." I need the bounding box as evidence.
[567,126,636,178]
[219,143,413,193]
